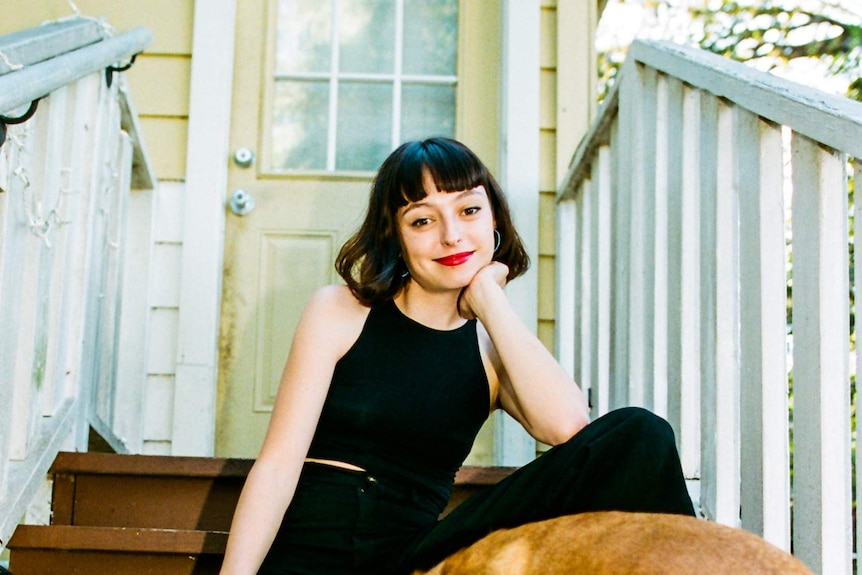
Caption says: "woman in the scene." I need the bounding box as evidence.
[219,137,695,575]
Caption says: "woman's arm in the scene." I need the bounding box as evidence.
[460,262,590,446]
[219,286,367,575]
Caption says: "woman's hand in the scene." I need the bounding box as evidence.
[458,261,509,320]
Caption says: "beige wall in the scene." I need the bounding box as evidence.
[539,0,559,353]
[538,0,598,356]
[1,0,194,181]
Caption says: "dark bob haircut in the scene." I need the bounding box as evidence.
[336,137,530,307]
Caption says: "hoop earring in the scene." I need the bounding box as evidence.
[398,252,410,278]
[493,229,501,253]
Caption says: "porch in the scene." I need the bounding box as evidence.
[1,14,861,575]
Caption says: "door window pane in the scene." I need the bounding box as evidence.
[340,0,395,74]
[272,80,329,170]
[270,0,458,172]
[275,0,333,74]
[336,82,393,171]
[401,83,456,142]
[403,0,458,75]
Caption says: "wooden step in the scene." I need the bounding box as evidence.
[9,453,515,574]
[48,452,252,531]
[8,525,226,575]
[48,451,514,528]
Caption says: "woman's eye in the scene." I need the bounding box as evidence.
[464,206,481,216]
[411,218,431,227]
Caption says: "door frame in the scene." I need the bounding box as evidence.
[170,0,236,456]
[170,0,541,461]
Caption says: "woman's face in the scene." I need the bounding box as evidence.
[396,169,496,294]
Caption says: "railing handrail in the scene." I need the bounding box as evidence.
[630,40,862,157]
[0,20,152,114]
[558,38,862,201]
[0,20,106,73]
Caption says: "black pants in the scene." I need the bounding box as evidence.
[259,407,695,575]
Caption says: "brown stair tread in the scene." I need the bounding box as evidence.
[46,452,516,528]
[50,452,514,484]
[9,525,227,554]
[50,452,253,478]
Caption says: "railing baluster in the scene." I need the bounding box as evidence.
[573,187,584,403]
[580,175,594,407]
[613,68,633,408]
[791,133,852,575]
[699,95,742,525]
[625,62,659,408]
[679,85,702,483]
[736,110,791,549]
[653,74,671,419]
[39,86,69,421]
[555,198,576,382]
[714,100,742,527]
[594,144,613,417]
[9,98,52,460]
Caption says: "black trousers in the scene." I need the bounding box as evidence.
[259,407,695,575]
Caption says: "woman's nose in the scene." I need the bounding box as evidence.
[440,218,462,245]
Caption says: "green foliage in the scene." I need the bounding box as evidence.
[689,0,862,92]
[600,0,862,100]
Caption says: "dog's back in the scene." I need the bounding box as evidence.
[414,511,812,575]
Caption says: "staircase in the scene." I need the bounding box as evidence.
[6,452,513,574]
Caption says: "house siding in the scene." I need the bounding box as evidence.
[540,0,598,362]
[539,0,559,354]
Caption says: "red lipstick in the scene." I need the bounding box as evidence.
[434,251,474,266]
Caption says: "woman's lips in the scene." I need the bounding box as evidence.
[434,251,474,266]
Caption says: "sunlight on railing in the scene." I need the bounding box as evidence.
[556,39,862,575]
[0,19,151,555]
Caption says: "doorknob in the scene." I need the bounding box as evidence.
[233,147,255,168]
[229,189,255,216]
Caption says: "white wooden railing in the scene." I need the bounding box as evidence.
[556,39,862,575]
[0,19,152,552]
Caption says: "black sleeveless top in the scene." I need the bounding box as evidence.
[306,299,490,510]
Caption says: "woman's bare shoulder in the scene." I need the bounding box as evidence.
[302,285,371,354]
[308,284,368,314]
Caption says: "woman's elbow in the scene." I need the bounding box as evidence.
[541,408,590,446]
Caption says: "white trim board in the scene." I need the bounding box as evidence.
[171,0,237,456]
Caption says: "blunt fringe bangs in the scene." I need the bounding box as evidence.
[336,137,530,307]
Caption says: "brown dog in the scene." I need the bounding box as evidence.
[413,511,812,574]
